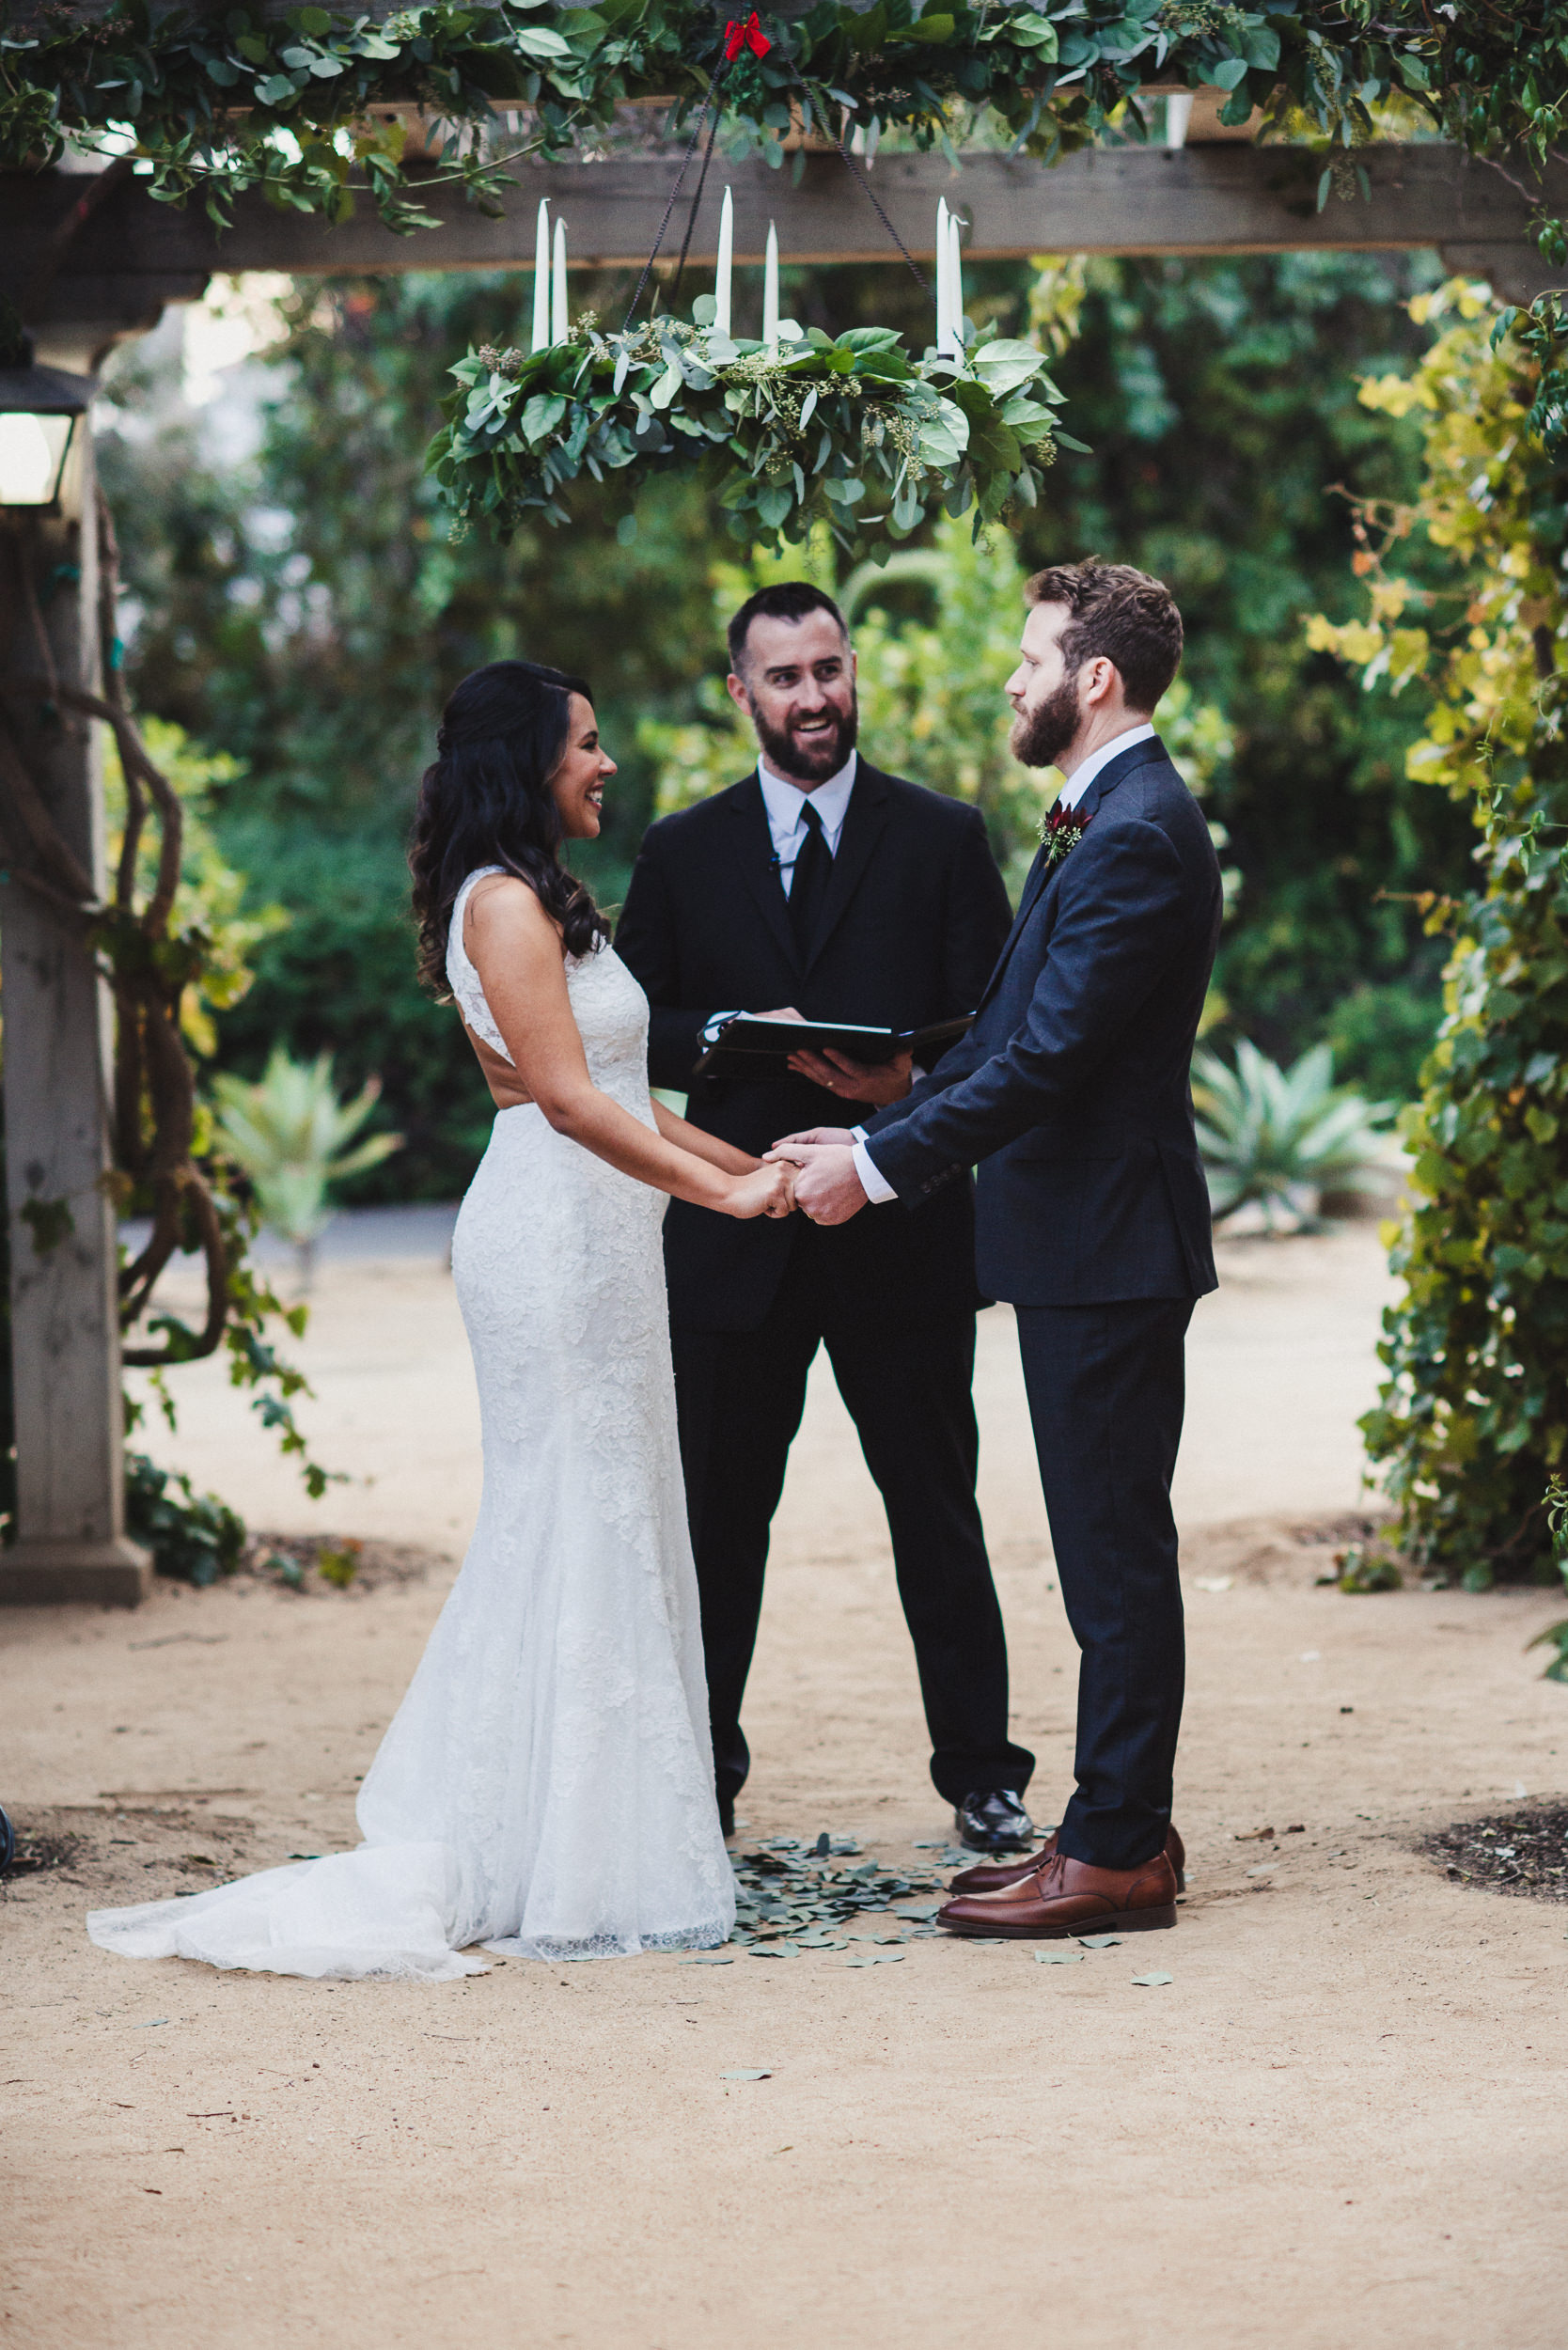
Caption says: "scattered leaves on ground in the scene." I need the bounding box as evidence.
[727,1838,948,1954]
[1424,1806,1568,1902]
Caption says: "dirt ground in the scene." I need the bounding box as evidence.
[4,1225,1567,2350]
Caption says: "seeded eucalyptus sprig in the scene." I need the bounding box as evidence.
[425,309,1075,557]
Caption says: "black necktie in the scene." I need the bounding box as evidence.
[788,799,832,958]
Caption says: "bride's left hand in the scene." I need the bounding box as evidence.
[723,1163,796,1220]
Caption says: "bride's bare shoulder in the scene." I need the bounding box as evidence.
[465,870,561,947]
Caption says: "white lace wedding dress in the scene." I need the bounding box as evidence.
[87,869,735,1981]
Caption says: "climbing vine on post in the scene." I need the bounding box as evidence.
[0,494,337,1499]
[1307,279,1568,1584]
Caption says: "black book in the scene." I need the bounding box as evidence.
[692,1012,974,1081]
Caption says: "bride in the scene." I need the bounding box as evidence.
[88,659,792,1982]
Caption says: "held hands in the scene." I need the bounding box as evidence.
[726,1161,797,1220]
[763,1140,868,1227]
[786,1045,915,1106]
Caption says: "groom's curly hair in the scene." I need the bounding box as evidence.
[1024,560,1183,715]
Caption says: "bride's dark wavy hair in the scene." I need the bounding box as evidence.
[409,659,611,995]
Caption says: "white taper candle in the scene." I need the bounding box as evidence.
[949,210,964,352]
[531,198,551,353]
[935,197,952,357]
[714,186,734,336]
[552,215,568,344]
[762,220,779,352]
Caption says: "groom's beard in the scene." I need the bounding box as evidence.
[753,696,858,785]
[1010,674,1083,771]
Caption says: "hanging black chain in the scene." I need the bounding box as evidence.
[624,60,933,337]
[668,87,729,315]
[807,82,932,295]
[622,58,733,330]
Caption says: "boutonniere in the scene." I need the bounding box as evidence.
[1037,800,1093,870]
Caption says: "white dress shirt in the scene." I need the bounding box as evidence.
[699,751,859,1046]
[1053,720,1156,812]
[851,722,1158,1206]
[758,749,858,890]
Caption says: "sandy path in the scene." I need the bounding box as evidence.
[5,1228,1567,2349]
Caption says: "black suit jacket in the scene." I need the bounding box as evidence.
[864,735,1222,1308]
[615,760,1013,1332]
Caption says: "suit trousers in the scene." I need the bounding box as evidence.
[1014,1296,1195,1872]
[670,1239,1034,1812]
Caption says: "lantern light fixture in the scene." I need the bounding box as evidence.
[0,342,94,511]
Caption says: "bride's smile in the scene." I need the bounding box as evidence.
[551,694,617,839]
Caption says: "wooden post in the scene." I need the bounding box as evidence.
[0,423,151,1606]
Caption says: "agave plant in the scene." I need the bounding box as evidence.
[1191,1040,1396,1232]
[212,1049,402,1286]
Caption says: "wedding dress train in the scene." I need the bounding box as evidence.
[87,869,735,1980]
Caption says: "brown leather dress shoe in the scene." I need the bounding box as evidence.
[938,1847,1178,1938]
[948,1822,1186,1897]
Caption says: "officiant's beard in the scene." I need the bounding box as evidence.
[753,697,858,786]
[1010,674,1083,771]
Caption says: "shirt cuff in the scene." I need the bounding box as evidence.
[852,1138,898,1205]
[701,1010,740,1045]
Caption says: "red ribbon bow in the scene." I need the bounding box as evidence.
[724,11,771,58]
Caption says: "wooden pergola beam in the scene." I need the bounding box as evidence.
[8,141,1565,368]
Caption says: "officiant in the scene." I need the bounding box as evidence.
[616,582,1035,1847]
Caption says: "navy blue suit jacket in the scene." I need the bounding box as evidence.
[862,733,1222,1308]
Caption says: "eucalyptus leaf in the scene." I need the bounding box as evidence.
[511,24,574,55]
[970,339,1048,397]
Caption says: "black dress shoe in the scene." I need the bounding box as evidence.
[953,1789,1035,1854]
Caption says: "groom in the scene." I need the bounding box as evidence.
[772,561,1222,1939]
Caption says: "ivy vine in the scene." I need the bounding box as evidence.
[7,3,1568,245]
[1308,278,1568,1585]
[0,490,338,1501]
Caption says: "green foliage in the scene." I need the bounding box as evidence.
[102,714,290,1059]
[1534,1475,1568,1680]
[1548,1474,1568,1586]
[316,1540,362,1589]
[14,0,1568,250]
[431,315,1063,559]
[1332,1538,1403,1593]
[124,1450,245,1588]
[1020,248,1473,1099]
[1311,281,1568,1582]
[1191,1038,1394,1229]
[212,1047,403,1261]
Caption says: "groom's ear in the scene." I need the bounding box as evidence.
[726,670,755,718]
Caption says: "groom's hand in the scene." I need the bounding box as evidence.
[772,1124,855,1149]
[787,1044,914,1105]
[764,1141,868,1226]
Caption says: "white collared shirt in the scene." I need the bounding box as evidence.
[1054,720,1156,812]
[757,749,858,892]
[851,723,1158,1206]
[699,751,860,1048]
